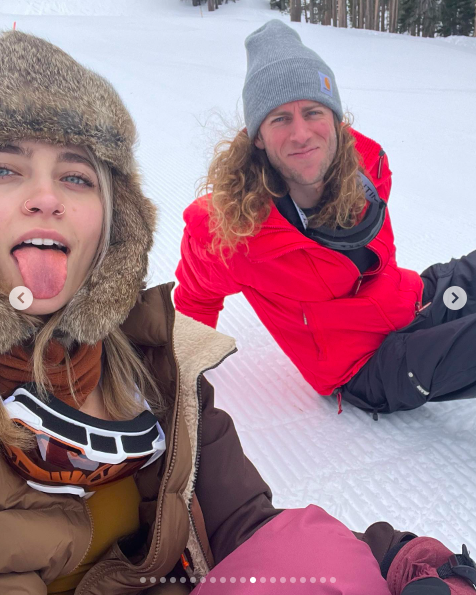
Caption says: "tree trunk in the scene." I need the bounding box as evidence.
[208,0,215,10]
[333,0,338,25]
[290,0,302,21]
[309,0,318,23]
[474,1,476,35]
[323,0,331,25]
[365,0,372,28]
[380,0,386,30]
[351,0,357,27]
[374,0,380,29]
[359,0,364,26]
[388,0,395,31]
[338,0,348,26]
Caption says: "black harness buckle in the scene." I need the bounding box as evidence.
[438,544,476,589]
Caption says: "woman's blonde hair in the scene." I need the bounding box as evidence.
[202,114,367,258]
[1,148,166,448]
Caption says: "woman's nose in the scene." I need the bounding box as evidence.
[22,182,66,218]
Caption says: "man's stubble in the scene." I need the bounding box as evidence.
[267,130,337,189]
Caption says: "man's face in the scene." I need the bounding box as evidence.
[254,100,337,190]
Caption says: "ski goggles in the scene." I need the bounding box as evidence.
[304,173,387,250]
[279,172,387,251]
[2,383,166,498]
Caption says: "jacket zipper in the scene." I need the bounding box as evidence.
[377,149,386,180]
[354,275,363,295]
[255,229,384,285]
[76,296,183,593]
[76,333,237,592]
[188,349,238,573]
[68,499,95,575]
[141,288,185,575]
[76,359,182,594]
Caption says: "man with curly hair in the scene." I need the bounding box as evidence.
[175,19,476,417]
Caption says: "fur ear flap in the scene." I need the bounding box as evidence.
[57,175,158,345]
[0,393,32,447]
[0,299,39,355]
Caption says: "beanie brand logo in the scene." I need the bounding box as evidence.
[318,72,333,97]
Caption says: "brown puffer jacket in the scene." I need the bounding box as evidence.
[0,283,413,595]
[0,283,280,594]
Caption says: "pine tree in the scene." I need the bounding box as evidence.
[439,0,474,35]
[398,0,417,32]
[421,0,440,36]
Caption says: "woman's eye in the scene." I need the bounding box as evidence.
[62,174,94,187]
[0,167,15,178]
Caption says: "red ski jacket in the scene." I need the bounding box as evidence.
[175,129,424,396]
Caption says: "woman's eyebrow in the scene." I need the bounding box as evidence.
[0,144,33,157]
[57,151,94,170]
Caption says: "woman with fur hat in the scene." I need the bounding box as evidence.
[0,30,474,595]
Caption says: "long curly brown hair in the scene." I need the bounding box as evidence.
[200,114,367,258]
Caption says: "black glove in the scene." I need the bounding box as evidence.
[402,578,450,594]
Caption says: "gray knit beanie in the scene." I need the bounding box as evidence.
[243,20,343,139]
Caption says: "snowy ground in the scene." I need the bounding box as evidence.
[1,0,476,552]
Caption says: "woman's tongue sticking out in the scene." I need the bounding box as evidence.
[13,245,68,300]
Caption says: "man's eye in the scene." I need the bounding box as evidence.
[0,167,14,177]
[272,117,285,124]
[308,110,323,116]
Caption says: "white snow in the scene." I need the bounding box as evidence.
[2,0,476,553]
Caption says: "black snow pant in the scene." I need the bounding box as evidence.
[341,250,476,414]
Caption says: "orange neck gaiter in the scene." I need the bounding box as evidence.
[0,340,103,408]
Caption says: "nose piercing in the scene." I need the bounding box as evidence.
[23,201,66,216]
[53,204,66,216]
[24,200,36,213]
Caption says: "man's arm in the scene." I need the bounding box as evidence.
[175,225,242,329]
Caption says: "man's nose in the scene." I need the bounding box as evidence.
[289,115,312,145]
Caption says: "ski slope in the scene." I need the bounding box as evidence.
[1,0,476,552]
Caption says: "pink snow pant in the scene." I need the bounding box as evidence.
[194,505,391,594]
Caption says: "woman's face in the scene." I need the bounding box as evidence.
[0,140,103,315]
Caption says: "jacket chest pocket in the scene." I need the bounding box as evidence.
[301,302,327,362]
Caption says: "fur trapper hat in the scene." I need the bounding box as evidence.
[0,31,157,354]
